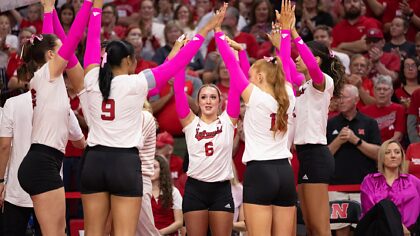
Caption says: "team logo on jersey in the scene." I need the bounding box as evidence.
[195,126,223,141]
[358,129,365,135]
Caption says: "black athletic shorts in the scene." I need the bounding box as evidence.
[243,159,297,206]
[18,144,64,196]
[80,145,142,197]
[296,144,335,184]
[182,177,234,213]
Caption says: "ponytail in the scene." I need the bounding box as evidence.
[330,56,345,97]
[99,60,114,101]
[272,57,289,134]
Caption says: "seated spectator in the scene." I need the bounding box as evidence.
[155,0,174,25]
[139,0,165,60]
[207,7,258,59]
[0,14,18,69]
[241,0,273,58]
[113,0,141,26]
[155,132,184,181]
[174,4,196,35]
[296,0,334,42]
[151,155,183,236]
[124,25,158,73]
[10,3,42,33]
[364,28,400,82]
[58,3,75,34]
[6,27,33,90]
[407,88,420,143]
[313,25,350,74]
[101,3,126,40]
[406,142,420,179]
[394,57,420,110]
[331,0,378,54]
[360,140,420,235]
[346,54,376,108]
[361,75,406,143]
[327,84,381,236]
[152,21,204,72]
[383,16,416,59]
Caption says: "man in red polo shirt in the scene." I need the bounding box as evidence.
[332,0,379,54]
[206,7,258,59]
[156,132,184,181]
[364,28,401,82]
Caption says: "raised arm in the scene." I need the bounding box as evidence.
[51,0,93,78]
[226,36,250,77]
[84,0,103,72]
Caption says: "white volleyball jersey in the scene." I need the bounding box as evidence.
[242,85,295,163]
[0,92,33,207]
[30,62,81,153]
[294,73,334,145]
[80,67,148,149]
[139,110,156,177]
[183,111,235,182]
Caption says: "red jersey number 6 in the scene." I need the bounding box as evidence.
[205,142,214,157]
[101,99,115,121]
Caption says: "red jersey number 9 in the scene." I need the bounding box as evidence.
[101,99,115,121]
[205,142,214,157]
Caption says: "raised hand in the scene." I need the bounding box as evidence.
[267,22,281,50]
[204,3,228,33]
[168,34,188,60]
[277,0,295,30]
[41,0,55,12]
[226,36,243,51]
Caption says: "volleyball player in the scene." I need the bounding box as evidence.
[16,0,91,234]
[289,5,346,236]
[216,1,296,234]
[78,0,225,234]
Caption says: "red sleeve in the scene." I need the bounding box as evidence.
[364,17,382,30]
[387,54,401,72]
[246,35,259,59]
[395,104,406,133]
[408,89,420,115]
[406,145,413,161]
[207,39,216,54]
[331,25,341,48]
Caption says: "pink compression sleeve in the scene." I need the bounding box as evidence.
[42,12,53,34]
[276,30,292,86]
[215,31,248,118]
[58,0,93,62]
[293,37,324,85]
[84,8,102,68]
[288,57,305,86]
[52,9,79,69]
[238,49,250,77]
[149,34,204,93]
[174,69,190,119]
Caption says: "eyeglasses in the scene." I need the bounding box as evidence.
[375,87,391,92]
[404,63,417,69]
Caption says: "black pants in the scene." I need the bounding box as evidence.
[3,201,41,236]
[355,199,403,236]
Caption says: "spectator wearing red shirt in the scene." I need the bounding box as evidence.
[113,0,141,26]
[394,57,420,111]
[406,142,420,179]
[151,156,183,236]
[346,54,376,108]
[156,132,184,181]
[124,25,158,73]
[361,75,406,142]
[364,0,420,42]
[364,28,401,82]
[207,7,258,59]
[10,4,43,33]
[101,3,127,40]
[332,0,378,54]
[407,88,420,143]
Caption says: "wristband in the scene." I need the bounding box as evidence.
[355,138,363,147]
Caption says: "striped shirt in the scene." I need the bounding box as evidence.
[140,111,156,177]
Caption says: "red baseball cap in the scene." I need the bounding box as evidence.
[366,28,383,39]
[156,131,174,148]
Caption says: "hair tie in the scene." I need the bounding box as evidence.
[263,56,277,64]
[28,34,43,45]
[101,52,108,68]
[329,50,335,58]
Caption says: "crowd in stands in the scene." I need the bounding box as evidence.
[0,0,420,235]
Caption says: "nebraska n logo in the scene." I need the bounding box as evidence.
[330,203,349,219]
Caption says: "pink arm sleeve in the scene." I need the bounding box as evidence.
[42,12,53,34]
[174,69,190,119]
[293,37,324,85]
[52,10,79,69]
[276,30,291,85]
[238,49,250,77]
[215,32,248,118]
[288,57,305,86]
[84,8,102,68]
[58,0,93,62]
[149,34,204,93]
